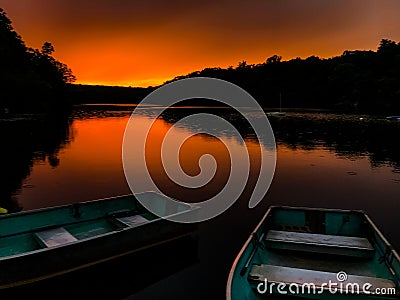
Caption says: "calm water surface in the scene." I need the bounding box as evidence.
[4,106,400,299]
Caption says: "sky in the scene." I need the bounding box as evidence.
[2,0,400,87]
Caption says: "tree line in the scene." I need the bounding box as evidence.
[165,40,400,113]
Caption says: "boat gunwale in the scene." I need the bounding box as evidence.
[0,191,196,220]
[364,214,400,260]
[226,206,273,300]
[0,193,135,220]
[363,213,400,286]
[226,205,400,300]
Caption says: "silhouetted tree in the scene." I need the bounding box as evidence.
[378,39,399,55]
[29,43,76,86]
[41,41,55,55]
[266,55,282,64]
[237,60,249,69]
[0,8,75,113]
[0,8,28,65]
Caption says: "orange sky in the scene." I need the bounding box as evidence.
[2,0,400,87]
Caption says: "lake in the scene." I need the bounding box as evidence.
[1,105,400,299]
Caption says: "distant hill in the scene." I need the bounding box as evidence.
[67,84,154,104]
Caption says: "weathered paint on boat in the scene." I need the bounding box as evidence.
[227,206,400,299]
[0,192,197,289]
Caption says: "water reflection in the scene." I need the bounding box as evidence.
[161,108,400,172]
[269,113,400,171]
[4,106,400,214]
[0,114,72,212]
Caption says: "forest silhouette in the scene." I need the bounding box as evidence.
[164,40,400,112]
[0,8,75,113]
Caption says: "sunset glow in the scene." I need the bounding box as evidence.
[2,0,400,87]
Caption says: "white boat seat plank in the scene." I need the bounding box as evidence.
[249,265,397,295]
[116,215,149,227]
[266,230,374,257]
[35,227,78,248]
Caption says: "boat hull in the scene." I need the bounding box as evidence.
[1,219,193,288]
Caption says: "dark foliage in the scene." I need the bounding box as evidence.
[165,39,400,113]
[0,8,75,113]
[67,84,154,104]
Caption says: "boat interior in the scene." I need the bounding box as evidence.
[242,207,400,298]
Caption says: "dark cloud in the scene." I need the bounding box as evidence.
[2,0,387,32]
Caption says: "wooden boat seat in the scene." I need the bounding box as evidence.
[266,230,375,258]
[34,227,78,248]
[248,265,397,296]
[115,215,149,227]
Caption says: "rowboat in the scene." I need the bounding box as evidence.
[227,206,400,299]
[0,192,196,289]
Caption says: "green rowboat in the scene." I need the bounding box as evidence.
[227,206,400,299]
[0,192,196,289]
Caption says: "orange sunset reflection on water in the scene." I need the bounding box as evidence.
[16,111,265,210]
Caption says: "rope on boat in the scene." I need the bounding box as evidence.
[377,243,400,287]
[240,232,265,276]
